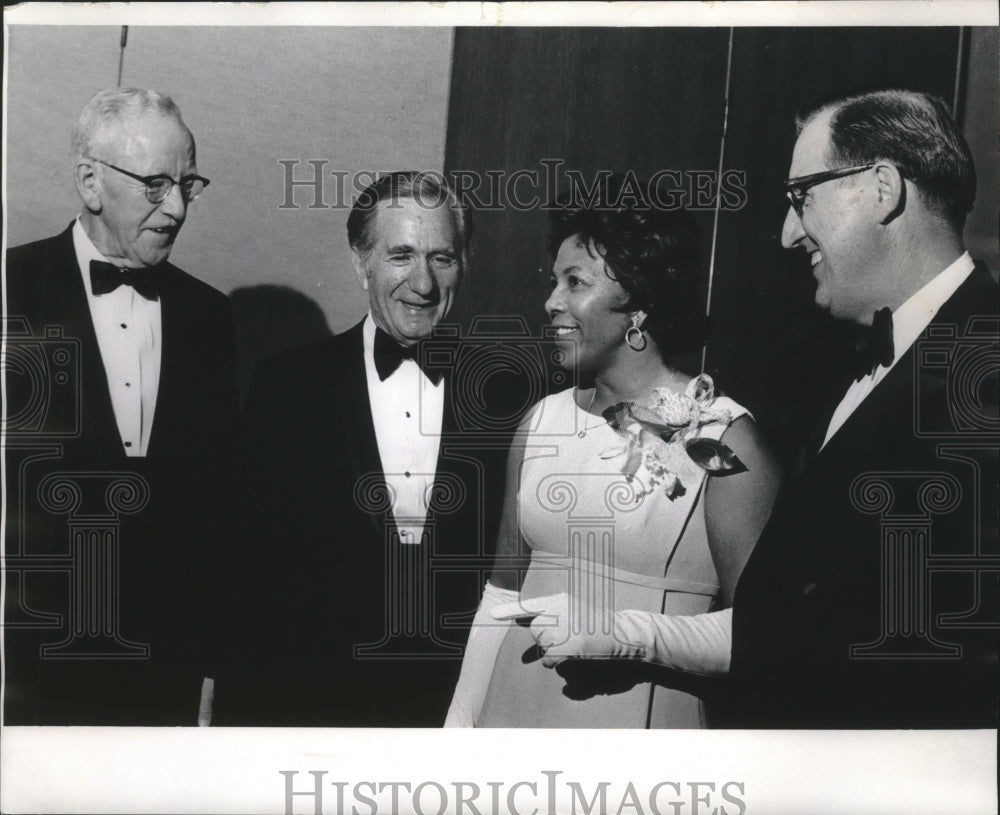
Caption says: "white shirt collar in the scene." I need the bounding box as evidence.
[73,216,115,292]
[821,251,975,450]
[362,311,376,354]
[889,251,975,365]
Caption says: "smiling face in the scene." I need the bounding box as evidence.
[780,110,882,324]
[545,236,634,375]
[352,198,462,346]
[82,113,196,269]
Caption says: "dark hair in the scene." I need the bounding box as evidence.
[797,88,976,231]
[548,174,706,354]
[346,170,472,271]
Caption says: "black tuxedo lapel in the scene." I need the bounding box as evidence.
[338,324,472,547]
[933,261,998,338]
[337,322,390,539]
[147,267,207,457]
[41,226,125,462]
[728,260,1000,728]
[811,345,913,476]
[791,377,851,478]
[810,262,996,476]
[6,224,241,724]
[147,271,179,457]
[429,375,462,549]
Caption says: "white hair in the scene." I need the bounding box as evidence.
[71,87,189,160]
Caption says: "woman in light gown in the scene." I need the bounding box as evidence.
[446,177,781,728]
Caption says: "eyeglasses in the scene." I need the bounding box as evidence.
[88,157,210,204]
[783,164,875,217]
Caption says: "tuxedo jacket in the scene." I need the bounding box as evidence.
[3,223,238,724]
[725,263,999,728]
[213,321,513,726]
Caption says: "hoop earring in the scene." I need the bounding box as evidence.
[625,315,647,352]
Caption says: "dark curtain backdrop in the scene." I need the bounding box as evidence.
[444,27,968,468]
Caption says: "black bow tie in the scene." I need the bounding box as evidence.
[89,260,160,300]
[373,327,443,384]
[851,307,895,382]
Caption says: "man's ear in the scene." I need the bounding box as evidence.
[74,159,102,213]
[873,161,905,224]
[350,247,369,291]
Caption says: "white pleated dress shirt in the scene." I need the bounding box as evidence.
[73,218,162,457]
[362,313,444,544]
[821,252,975,449]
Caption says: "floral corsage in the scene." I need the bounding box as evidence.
[599,374,745,499]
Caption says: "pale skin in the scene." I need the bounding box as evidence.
[780,109,965,325]
[350,198,462,347]
[491,236,782,609]
[75,113,197,269]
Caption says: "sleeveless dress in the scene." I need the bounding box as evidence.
[477,381,748,728]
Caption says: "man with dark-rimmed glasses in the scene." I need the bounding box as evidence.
[410,88,997,729]
[4,87,238,724]
[727,88,999,727]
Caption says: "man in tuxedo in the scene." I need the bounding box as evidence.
[437,90,995,728]
[213,172,510,726]
[727,89,999,727]
[4,88,238,724]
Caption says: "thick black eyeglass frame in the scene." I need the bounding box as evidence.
[88,157,210,203]
[783,163,875,216]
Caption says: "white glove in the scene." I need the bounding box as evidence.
[492,592,732,677]
[444,581,519,727]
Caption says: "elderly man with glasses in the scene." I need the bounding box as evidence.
[4,87,238,724]
[515,89,997,730]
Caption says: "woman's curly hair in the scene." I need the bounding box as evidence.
[548,174,707,354]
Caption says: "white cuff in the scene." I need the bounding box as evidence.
[444,581,518,727]
[615,607,732,677]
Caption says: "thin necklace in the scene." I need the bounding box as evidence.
[576,387,605,438]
